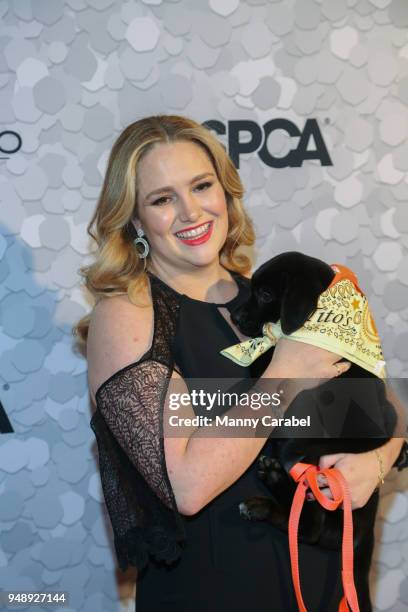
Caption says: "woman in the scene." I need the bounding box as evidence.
[74,115,406,611]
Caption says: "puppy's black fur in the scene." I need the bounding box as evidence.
[231,252,396,611]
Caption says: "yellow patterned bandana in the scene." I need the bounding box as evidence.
[221,264,387,379]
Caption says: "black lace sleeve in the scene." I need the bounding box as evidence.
[90,358,186,572]
[89,273,186,573]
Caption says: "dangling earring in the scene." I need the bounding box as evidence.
[134,227,149,259]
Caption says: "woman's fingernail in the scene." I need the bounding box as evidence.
[316,466,321,471]
[306,492,313,500]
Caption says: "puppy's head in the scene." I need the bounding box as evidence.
[231,251,335,336]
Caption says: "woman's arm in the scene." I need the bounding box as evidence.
[87,292,293,515]
[164,339,353,515]
[88,292,352,516]
[163,370,298,516]
[318,441,404,510]
[318,382,407,509]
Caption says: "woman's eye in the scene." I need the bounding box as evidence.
[195,181,212,191]
[151,196,170,206]
[151,182,212,205]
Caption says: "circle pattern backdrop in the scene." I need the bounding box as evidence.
[1,1,408,610]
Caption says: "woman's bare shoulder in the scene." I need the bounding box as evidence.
[87,288,153,404]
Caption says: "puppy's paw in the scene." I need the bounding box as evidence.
[258,455,283,485]
[239,496,272,521]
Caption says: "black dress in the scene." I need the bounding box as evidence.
[136,270,344,611]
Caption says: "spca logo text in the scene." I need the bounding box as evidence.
[203,119,332,169]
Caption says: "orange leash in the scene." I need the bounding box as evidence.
[288,463,360,612]
[286,263,362,610]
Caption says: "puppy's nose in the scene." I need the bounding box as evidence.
[231,303,249,326]
[231,302,263,337]
[234,320,262,338]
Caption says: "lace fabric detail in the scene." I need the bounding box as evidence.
[95,359,176,508]
[90,274,186,572]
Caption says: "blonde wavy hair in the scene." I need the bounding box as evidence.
[73,114,255,352]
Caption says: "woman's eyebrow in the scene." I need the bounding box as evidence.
[144,172,215,201]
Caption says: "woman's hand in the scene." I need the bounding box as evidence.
[314,451,380,509]
[311,438,405,509]
[267,337,351,385]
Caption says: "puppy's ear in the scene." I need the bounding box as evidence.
[280,276,321,335]
[277,254,335,334]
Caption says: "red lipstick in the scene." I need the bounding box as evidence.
[175,221,214,246]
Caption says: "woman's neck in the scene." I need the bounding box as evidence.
[147,259,237,303]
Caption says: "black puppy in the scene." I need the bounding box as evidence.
[231,251,396,610]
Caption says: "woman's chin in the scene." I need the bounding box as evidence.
[184,253,221,268]
[175,242,224,266]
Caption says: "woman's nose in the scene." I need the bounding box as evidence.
[178,196,203,223]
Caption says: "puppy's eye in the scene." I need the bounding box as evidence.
[257,288,274,302]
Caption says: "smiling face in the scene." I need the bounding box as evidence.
[133,140,229,275]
